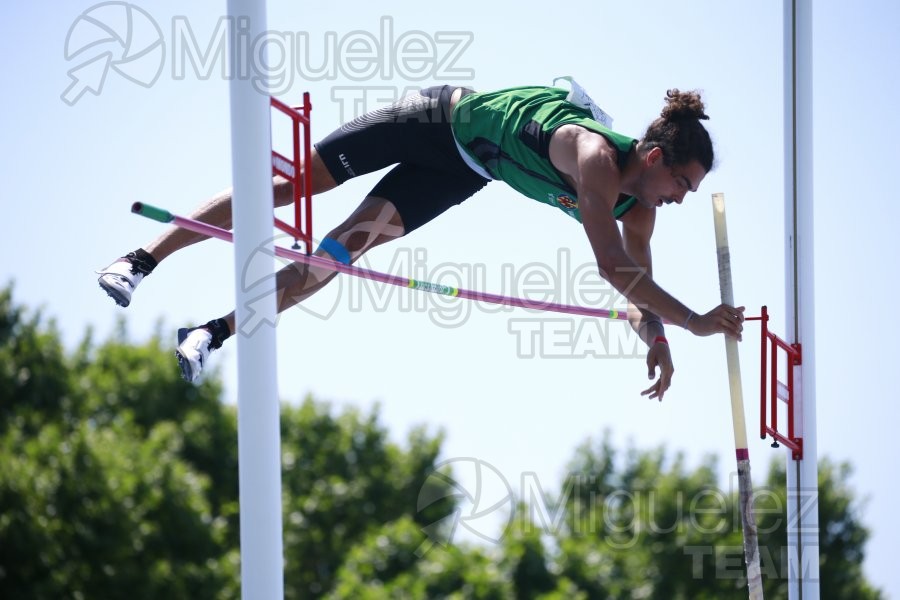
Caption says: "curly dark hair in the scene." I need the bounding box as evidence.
[641,89,714,172]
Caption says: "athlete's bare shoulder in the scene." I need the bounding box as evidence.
[549,124,621,193]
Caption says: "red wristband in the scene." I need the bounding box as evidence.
[653,336,668,346]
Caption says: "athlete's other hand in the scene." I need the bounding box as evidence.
[687,304,745,340]
[641,340,674,402]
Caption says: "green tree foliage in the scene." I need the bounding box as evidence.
[756,459,883,600]
[548,436,746,599]
[0,420,234,599]
[328,516,513,599]
[279,402,453,598]
[513,434,884,599]
[0,285,884,598]
[0,285,236,600]
[0,286,453,599]
[0,286,70,435]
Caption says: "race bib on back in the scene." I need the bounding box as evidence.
[553,76,614,129]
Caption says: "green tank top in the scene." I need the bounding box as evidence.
[451,86,638,222]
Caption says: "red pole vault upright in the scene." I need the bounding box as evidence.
[747,307,803,460]
[271,93,313,252]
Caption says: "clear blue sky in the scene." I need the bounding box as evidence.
[2,0,898,596]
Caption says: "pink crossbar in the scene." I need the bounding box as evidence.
[166,211,634,321]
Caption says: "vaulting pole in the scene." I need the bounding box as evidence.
[712,192,764,600]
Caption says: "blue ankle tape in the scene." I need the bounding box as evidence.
[317,237,351,264]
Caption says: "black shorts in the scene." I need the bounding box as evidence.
[314,85,490,233]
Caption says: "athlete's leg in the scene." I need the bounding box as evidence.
[174,192,407,381]
[100,85,470,309]
[145,150,338,263]
[97,150,338,307]
[174,85,489,381]
[218,194,405,335]
[154,85,472,264]
[214,86,489,333]
[97,150,338,306]
[177,159,488,381]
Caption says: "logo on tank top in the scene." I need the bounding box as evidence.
[556,194,577,210]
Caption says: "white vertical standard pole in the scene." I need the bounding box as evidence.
[712,193,764,600]
[784,0,819,597]
[226,1,284,598]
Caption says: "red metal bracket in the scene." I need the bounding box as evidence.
[746,306,803,460]
[271,93,313,253]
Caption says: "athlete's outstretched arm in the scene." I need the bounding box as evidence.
[550,129,742,339]
[621,208,677,400]
[621,207,665,341]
